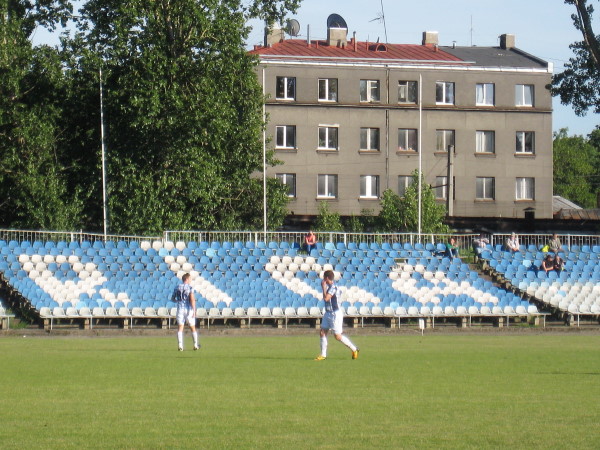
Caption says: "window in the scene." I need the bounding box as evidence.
[436,130,455,152]
[360,79,380,102]
[476,177,495,200]
[398,175,413,197]
[318,126,339,150]
[318,78,338,102]
[398,80,418,104]
[275,125,296,149]
[360,175,379,199]
[436,81,455,105]
[276,173,296,197]
[398,129,418,152]
[515,84,534,106]
[276,76,295,100]
[317,174,338,198]
[360,128,380,151]
[516,177,535,200]
[476,83,494,106]
[516,131,535,154]
[476,131,495,154]
[435,176,447,200]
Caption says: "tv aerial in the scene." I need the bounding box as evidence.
[327,13,348,29]
[286,18,301,37]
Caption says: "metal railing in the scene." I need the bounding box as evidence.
[1,229,598,252]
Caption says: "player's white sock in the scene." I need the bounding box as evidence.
[177,331,183,349]
[320,336,328,357]
[340,335,357,352]
[192,331,198,347]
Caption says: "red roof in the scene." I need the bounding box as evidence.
[249,38,465,64]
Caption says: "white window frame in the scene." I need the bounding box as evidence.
[435,176,447,200]
[360,175,380,199]
[318,125,339,150]
[360,127,380,151]
[398,175,413,197]
[476,83,494,106]
[276,76,296,100]
[515,84,534,106]
[476,130,495,154]
[317,174,338,198]
[398,80,418,104]
[435,81,455,105]
[516,131,535,154]
[318,78,338,102]
[275,125,296,149]
[360,79,380,102]
[276,173,296,198]
[476,177,495,200]
[436,129,455,152]
[398,129,418,152]
[516,177,535,200]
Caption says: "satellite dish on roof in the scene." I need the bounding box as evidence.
[286,18,301,37]
[327,13,347,29]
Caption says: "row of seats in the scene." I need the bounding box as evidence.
[482,247,600,317]
[0,240,546,326]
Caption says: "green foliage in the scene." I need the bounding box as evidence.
[553,128,599,208]
[313,201,343,232]
[345,214,363,233]
[0,2,84,230]
[376,171,449,233]
[552,0,600,115]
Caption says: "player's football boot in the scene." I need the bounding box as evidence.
[314,355,326,361]
[351,348,360,359]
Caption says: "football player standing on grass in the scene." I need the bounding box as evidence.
[172,273,199,351]
[315,270,359,361]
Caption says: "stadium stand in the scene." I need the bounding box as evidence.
[480,244,600,325]
[0,234,562,331]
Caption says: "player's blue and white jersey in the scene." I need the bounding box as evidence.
[172,283,194,308]
[325,283,340,312]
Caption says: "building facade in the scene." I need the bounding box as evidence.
[250,24,553,224]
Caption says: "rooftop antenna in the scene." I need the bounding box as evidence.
[470,15,473,46]
[286,18,301,37]
[369,0,388,43]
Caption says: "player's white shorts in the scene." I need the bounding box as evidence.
[176,304,196,326]
[321,310,343,335]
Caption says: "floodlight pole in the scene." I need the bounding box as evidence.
[99,66,108,240]
[262,67,267,241]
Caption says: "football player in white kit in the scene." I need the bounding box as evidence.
[172,273,199,351]
[315,270,359,361]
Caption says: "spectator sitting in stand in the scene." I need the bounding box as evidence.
[505,233,520,253]
[304,230,317,254]
[472,234,490,260]
[445,237,460,259]
[539,254,554,273]
[553,253,565,272]
[547,233,563,253]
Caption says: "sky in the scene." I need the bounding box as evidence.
[31,0,599,137]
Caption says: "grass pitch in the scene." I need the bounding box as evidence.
[1,332,600,449]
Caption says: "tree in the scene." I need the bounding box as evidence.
[0,1,84,230]
[553,0,600,115]
[313,201,343,232]
[553,128,599,208]
[393,170,449,233]
[60,0,300,234]
[377,189,403,232]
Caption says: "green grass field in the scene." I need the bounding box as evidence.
[1,333,600,449]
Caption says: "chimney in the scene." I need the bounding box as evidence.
[264,24,284,47]
[422,31,439,46]
[500,34,515,50]
[353,31,357,52]
[328,25,348,47]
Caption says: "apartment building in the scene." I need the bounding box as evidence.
[250,22,553,223]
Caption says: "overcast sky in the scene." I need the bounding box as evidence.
[31,0,599,136]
